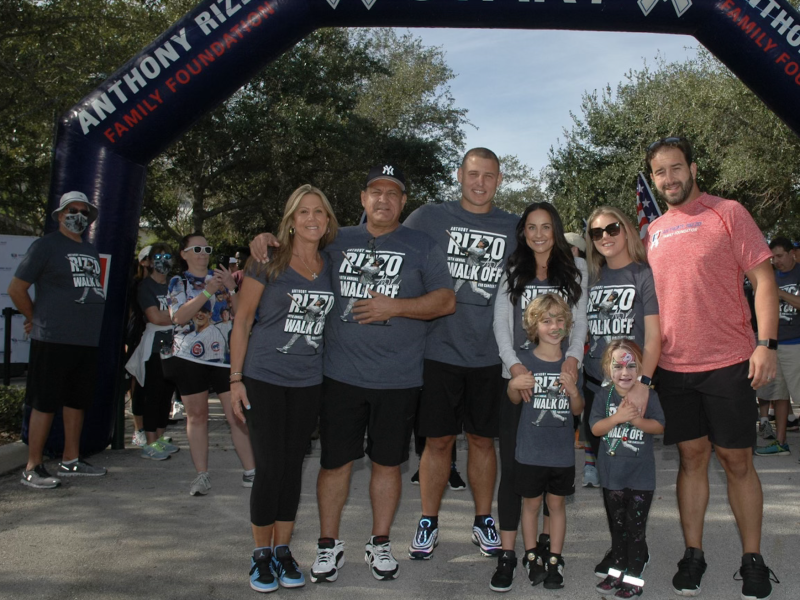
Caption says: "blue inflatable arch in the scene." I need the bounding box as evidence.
[50,0,800,453]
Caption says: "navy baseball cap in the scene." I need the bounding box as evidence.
[365,164,406,192]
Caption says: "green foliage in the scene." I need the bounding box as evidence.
[0,385,25,439]
[493,155,549,216]
[546,51,800,234]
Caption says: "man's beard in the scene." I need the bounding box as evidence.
[656,176,694,207]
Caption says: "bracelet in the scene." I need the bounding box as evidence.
[202,289,212,299]
[231,371,243,376]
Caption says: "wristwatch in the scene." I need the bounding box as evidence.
[637,375,653,387]
[756,339,778,350]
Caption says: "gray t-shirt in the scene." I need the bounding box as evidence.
[776,263,800,342]
[14,231,105,347]
[589,387,665,491]
[137,277,171,355]
[515,352,576,468]
[323,224,452,389]
[243,260,334,387]
[585,262,659,383]
[404,201,518,367]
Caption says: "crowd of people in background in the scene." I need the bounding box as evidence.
[10,137,796,600]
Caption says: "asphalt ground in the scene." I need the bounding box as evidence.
[0,400,798,600]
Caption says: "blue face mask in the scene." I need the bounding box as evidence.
[63,213,88,234]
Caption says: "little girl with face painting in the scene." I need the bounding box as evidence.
[589,340,665,599]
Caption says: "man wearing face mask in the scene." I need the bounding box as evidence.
[8,191,107,488]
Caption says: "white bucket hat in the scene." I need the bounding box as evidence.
[51,191,99,224]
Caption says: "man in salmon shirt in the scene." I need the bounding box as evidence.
[645,137,778,600]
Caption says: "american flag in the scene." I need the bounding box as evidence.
[636,172,662,240]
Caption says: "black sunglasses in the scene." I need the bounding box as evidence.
[647,137,682,152]
[154,253,172,260]
[67,208,90,216]
[588,222,622,241]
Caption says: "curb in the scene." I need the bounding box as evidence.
[0,440,27,476]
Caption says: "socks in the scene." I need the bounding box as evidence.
[584,448,596,467]
[62,458,78,465]
[421,515,439,528]
[243,468,256,476]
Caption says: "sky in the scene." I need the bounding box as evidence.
[405,28,700,175]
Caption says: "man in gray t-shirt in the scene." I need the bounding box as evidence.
[403,148,518,560]
[9,191,107,490]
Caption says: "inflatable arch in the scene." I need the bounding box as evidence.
[44,0,800,453]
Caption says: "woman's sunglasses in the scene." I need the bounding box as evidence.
[588,222,622,241]
[184,245,213,254]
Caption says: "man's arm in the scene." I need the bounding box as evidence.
[747,258,779,389]
[7,277,34,333]
[352,288,455,324]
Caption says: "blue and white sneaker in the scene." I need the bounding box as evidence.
[310,539,344,583]
[408,517,439,560]
[472,516,501,557]
[271,546,305,588]
[250,548,278,593]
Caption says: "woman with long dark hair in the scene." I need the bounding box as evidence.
[229,185,338,592]
[163,232,255,496]
[490,202,588,592]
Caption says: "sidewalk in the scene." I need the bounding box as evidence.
[0,403,797,600]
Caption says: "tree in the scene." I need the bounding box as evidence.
[546,50,800,234]
[493,155,549,216]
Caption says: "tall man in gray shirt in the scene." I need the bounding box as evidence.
[403,148,519,560]
[9,191,107,489]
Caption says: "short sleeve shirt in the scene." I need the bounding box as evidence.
[137,277,171,355]
[514,352,576,468]
[14,231,105,347]
[589,388,665,491]
[585,262,659,383]
[404,202,518,367]
[646,194,772,372]
[322,224,452,389]
[775,264,800,342]
[243,260,335,387]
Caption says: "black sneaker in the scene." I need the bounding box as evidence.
[21,464,60,489]
[672,547,707,596]
[448,465,467,490]
[543,554,565,589]
[523,548,547,586]
[489,550,516,592]
[410,469,419,484]
[735,553,779,600]
[536,533,550,559]
[595,547,614,577]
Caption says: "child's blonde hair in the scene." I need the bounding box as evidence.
[522,293,573,343]
[601,339,644,378]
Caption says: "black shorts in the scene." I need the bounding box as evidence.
[319,377,418,469]
[25,339,98,412]
[161,356,230,396]
[514,462,575,498]
[657,361,757,449]
[416,359,504,438]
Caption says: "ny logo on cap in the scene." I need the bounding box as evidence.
[382,165,394,176]
[638,0,692,17]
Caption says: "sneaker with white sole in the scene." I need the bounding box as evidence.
[408,517,439,560]
[249,548,278,593]
[735,552,779,600]
[755,440,790,456]
[189,472,211,496]
[141,443,171,461]
[757,420,775,440]
[21,464,61,489]
[170,401,186,420]
[310,539,344,583]
[365,536,399,580]
[583,464,600,487]
[472,516,501,556]
[489,550,517,592]
[271,546,305,588]
[242,471,255,488]
[448,465,467,490]
[131,429,147,447]
[56,460,107,477]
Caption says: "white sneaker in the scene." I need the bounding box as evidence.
[171,401,186,421]
[365,537,399,580]
[310,539,345,583]
[189,472,211,496]
[582,464,600,487]
[131,429,146,447]
[758,420,775,440]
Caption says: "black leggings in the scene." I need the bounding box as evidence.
[498,396,523,530]
[244,377,321,527]
[603,488,653,576]
[142,354,175,432]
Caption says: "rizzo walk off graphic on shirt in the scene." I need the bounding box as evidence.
[278,290,334,354]
[67,253,105,304]
[339,248,403,325]
[445,228,506,306]
[528,373,571,428]
[779,283,798,323]
[604,402,645,458]
[587,285,637,357]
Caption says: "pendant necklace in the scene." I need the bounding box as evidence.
[294,253,319,280]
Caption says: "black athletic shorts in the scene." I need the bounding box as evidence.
[416,359,504,438]
[319,377,418,469]
[657,360,757,449]
[25,339,98,412]
[514,462,576,499]
[160,356,230,396]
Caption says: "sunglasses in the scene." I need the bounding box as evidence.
[67,208,90,216]
[154,253,172,260]
[184,245,213,254]
[588,222,622,241]
[647,136,682,152]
